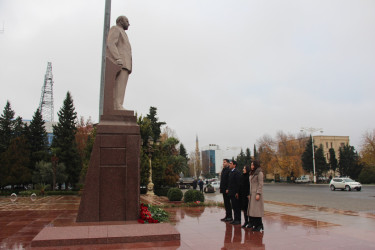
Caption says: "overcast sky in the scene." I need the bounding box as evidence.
[0,0,374,157]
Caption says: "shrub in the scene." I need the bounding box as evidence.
[358,165,375,184]
[167,188,183,201]
[184,189,205,203]
[19,190,41,196]
[154,187,170,196]
[18,190,78,196]
[34,183,51,192]
[44,191,78,195]
[0,190,14,196]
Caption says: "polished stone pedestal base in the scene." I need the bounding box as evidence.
[76,112,141,222]
[31,223,180,248]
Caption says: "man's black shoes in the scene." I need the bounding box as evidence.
[230,220,241,225]
[224,218,233,222]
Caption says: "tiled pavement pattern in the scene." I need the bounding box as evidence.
[0,195,374,249]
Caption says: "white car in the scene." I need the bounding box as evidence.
[330,178,362,191]
[210,181,220,190]
[295,177,310,183]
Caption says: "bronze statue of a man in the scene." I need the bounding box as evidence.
[106,16,132,110]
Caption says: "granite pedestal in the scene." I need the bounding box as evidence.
[76,113,140,222]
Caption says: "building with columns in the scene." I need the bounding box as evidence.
[313,135,350,160]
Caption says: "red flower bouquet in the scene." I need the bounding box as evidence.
[138,203,159,224]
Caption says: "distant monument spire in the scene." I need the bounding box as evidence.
[39,62,54,122]
[195,134,201,178]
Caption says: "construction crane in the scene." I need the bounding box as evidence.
[39,62,54,122]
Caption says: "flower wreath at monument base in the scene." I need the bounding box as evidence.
[138,203,169,224]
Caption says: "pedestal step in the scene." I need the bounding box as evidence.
[31,223,180,247]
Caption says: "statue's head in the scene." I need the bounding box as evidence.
[116,16,129,30]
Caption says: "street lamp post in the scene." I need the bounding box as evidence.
[300,127,323,184]
[146,137,160,196]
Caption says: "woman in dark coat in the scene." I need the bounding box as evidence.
[247,160,264,231]
[239,165,250,228]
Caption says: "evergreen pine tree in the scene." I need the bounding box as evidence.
[236,149,246,171]
[137,115,153,147]
[28,108,49,171]
[301,136,314,173]
[146,106,166,141]
[137,115,153,186]
[13,116,24,138]
[253,144,258,160]
[2,136,31,187]
[179,143,188,160]
[52,92,82,188]
[0,101,25,188]
[0,101,15,153]
[328,148,338,173]
[245,148,252,165]
[314,144,328,178]
[339,145,362,179]
[32,160,67,187]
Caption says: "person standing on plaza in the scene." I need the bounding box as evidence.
[227,160,241,225]
[220,159,232,222]
[192,179,198,190]
[198,179,204,193]
[247,160,264,231]
[239,165,250,228]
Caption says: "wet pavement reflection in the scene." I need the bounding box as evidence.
[0,195,374,249]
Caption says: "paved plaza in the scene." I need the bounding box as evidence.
[0,187,374,249]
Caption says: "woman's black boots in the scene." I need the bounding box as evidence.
[252,217,264,232]
[246,216,254,229]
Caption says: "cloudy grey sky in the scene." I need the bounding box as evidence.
[0,0,374,156]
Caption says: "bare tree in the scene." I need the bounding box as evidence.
[360,129,375,166]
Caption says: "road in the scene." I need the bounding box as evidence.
[204,183,375,214]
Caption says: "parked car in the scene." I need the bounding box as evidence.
[318,176,330,183]
[204,184,215,193]
[211,181,220,190]
[177,177,195,189]
[329,178,362,191]
[295,177,310,183]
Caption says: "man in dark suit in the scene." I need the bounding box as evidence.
[220,159,232,221]
[226,160,241,225]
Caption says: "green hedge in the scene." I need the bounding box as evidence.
[19,190,41,196]
[0,190,14,196]
[154,187,171,197]
[18,190,78,196]
[167,188,183,201]
[45,191,78,195]
[184,189,205,203]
